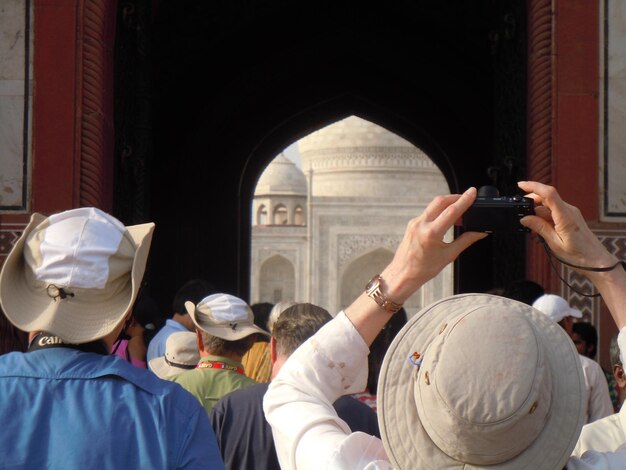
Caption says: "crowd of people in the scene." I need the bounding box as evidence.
[0,182,625,468]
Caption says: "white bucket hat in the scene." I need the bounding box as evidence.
[149,331,200,378]
[186,293,270,341]
[532,294,583,323]
[378,293,585,470]
[0,208,154,344]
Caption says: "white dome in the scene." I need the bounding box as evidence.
[297,116,448,199]
[255,153,307,196]
[298,115,413,152]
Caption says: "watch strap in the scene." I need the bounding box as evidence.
[366,275,403,314]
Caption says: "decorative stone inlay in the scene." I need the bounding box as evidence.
[0,227,25,259]
[301,148,437,171]
[338,234,401,265]
[603,0,626,219]
[79,0,109,208]
[563,232,626,319]
[0,0,30,210]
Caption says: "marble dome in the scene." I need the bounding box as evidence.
[254,153,307,196]
[298,115,414,152]
[297,115,448,199]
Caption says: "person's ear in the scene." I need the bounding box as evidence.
[613,364,626,389]
[181,314,196,331]
[196,329,206,355]
[270,337,277,364]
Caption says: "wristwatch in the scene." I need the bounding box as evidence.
[365,274,403,314]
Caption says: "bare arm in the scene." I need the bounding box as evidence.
[518,181,626,329]
[344,187,487,345]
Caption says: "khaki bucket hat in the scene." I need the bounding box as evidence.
[0,208,154,344]
[149,331,200,378]
[186,293,270,341]
[378,293,585,470]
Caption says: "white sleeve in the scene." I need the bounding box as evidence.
[263,311,391,470]
[618,327,626,368]
[584,359,614,423]
[568,449,626,469]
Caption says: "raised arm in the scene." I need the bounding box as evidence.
[518,181,626,329]
[344,187,487,345]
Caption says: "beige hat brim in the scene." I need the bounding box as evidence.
[0,213,154,344]
[377,293,586,470]
[148,356,193,379]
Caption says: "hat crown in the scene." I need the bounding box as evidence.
[164,331,199,364]
[0,207,154,344]
[195,293,253,324]
[186,293,268,341]
[415,307,551,464]
[27,208,132,290]
[378,294,585,470]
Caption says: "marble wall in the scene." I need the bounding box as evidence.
[603,0,626,220]
[0,0,31,210]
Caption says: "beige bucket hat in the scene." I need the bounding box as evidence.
[186,293,270,341]
[0,208,154,344]
[378,293,585,470]
[149,331,200,378]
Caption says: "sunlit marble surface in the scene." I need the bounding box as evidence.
[604,0,626,219]
[0,0,30,210]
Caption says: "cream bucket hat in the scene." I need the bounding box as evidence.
[0,207,154,344]
[378,293,585,470]
[186,293,270,341]
[149,331,200,378]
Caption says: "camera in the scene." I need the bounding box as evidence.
[461,185,535,233]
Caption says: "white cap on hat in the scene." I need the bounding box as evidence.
[532,294,583,323]
[186,293,270,341]
[149,331,200,379]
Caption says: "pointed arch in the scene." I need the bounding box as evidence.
[258,255,296,303]
[340,248,394,311]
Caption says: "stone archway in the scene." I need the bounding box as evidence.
[258,255,296,304]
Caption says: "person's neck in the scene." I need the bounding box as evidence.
[270,357,285,380]
[200,351,244,362]
[171,313,194,331]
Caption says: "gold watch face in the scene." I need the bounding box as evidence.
[365,275,381,293]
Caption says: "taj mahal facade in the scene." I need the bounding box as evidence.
[250,116,453,316]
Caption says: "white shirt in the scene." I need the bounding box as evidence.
[572,404,626,457]
[579,354,614,424]
[263,311,626,470]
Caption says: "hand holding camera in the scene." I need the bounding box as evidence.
[460,185,535,233]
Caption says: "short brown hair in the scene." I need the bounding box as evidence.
[272,303,332,357]
[199,330,255,357]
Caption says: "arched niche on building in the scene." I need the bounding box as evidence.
[294,206,305,225]
[257,204,268,225]
[273,204,289,225]
[259,254,296,303]
[340,248,394,312]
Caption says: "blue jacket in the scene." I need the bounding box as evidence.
[0,348,224,469]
